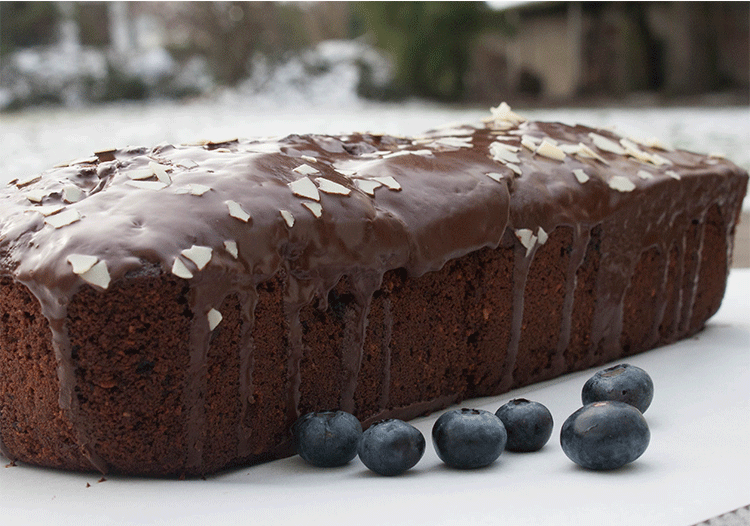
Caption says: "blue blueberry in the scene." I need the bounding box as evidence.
[582,363,654,413]
[357,419,425,476]
[432,408,507,469]
[560,401,650,470]
[495,399,554,452]
[292,410,362,467]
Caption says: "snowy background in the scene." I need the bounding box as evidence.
[2,95,748,202]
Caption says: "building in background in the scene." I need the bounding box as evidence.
[468,1,749,103]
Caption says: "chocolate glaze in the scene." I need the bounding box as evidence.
[0,113,747,473]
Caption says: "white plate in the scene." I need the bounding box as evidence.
[2,270,748,526]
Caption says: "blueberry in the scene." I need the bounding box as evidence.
[358,419,425,476]
[582,363,654,413]
[432,408,507,469]
[292,410,362,467]
[495,399,554,452]
[560,401,650,470]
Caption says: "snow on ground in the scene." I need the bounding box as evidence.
[1,98,748,209]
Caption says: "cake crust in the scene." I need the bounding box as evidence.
[0,107,747,476]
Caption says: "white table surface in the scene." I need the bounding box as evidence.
[1,270,748,526]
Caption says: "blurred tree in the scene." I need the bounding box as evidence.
[0,2,58,55]
[351,2,504,101]
[159,2,310,86]
[76,2,110,48]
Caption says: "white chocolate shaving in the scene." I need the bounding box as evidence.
[486,172,505,183]
[490,141,521,164]
[189,184,211,196]
[506,163,522,176]
[301,155,318,164]
[413,149,434,156]
[207,308,223,331]
[573,169,590,184]
[208,138,238,146]
[293,164,319,176]
[67,254,99,275]
[649,153,673,166]
[431,137,473,149]
[181,245,213,270]
[35,204,65,216]
[632,135,672,151]
[226,200,251,222]
[63,185,84,203]
[224,240,239,259]
[521,136,539,151]
[72,156,98,165]
[149,161,171,184]
[315,178,351,195]
[172,257,193,279]
[15,174,42,187]
[558,143,581,155]
[127,168,154,180]
[289,177,320,201]
[666,170,681,180]
[80,260,111,289]
[280,209,295,227]
[536,139,566,161]
[354,179,382,196]
[25,189,47,203]
[619,138,653,164]
[383,149,433,159]
[125,180,168,191]
[537,227,548,245]
[589,133,626,155]
[637,170,654,180]
[608,175,636,192]
[371,176,401,191]
[489,102,527,126]
[515,228,537,256]
[302,201,323,218]
[575,143,609,164]
[492,141,520,152]
[45,208,81,228]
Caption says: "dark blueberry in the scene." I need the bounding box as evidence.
[292,410,362,467]
[495,398,554,452]
[357,419,426,476]
[560,401,650,470]
[432,408,507,469]
[582,363,654,413]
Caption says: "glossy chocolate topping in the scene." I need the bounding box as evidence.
[1,107,747,472]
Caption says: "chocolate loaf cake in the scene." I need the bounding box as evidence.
[0,105,747,476]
